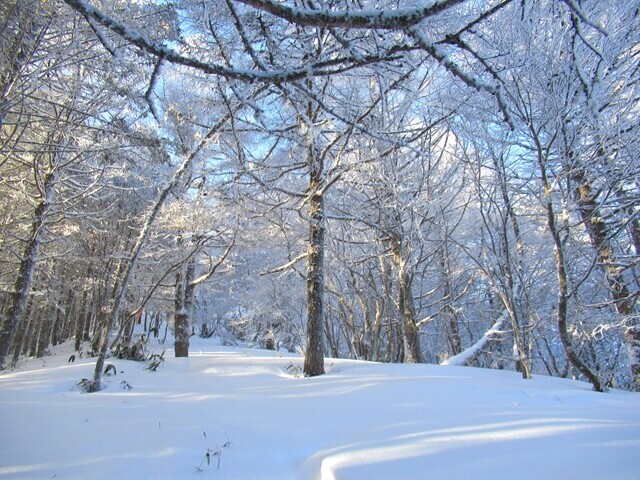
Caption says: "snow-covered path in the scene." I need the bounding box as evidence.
[1,343,639,479]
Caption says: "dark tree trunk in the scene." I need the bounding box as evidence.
[552,229,602,392]
[304,189,326,376]
[380,255,402,362]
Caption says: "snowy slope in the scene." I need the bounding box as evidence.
[1,340,639,480]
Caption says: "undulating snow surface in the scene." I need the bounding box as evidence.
[2,338,640,479]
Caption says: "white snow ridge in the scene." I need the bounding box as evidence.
[1,339,640,479]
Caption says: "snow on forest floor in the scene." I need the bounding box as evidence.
[1,337,640,480]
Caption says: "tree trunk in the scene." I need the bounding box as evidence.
[571,167,637,389]
[174,256,195,358]
[493,152,531,378]
[552,229,602,392]
[535,142,603,391]
[74,287,90,351]
[9,293,34,366]
[438,248,462,357]
[625,326,640,388]
[0,169,56,369]
[27,307,41,357]
[304,188,326,376]
[573,170,633,315]
[392,241,421,363]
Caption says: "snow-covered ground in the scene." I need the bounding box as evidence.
[1,337,640,479]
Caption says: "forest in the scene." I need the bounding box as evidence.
[0,0,639,393]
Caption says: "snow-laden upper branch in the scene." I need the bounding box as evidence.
[62,0,515,128]
[233,0,465,29]
[62,0,400,82]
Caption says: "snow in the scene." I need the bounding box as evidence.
[1,337,640,480]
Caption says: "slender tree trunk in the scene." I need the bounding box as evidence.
[493,153,531,378]
[535,141,603,392]
[52,288,72,346]
[551,222,602,392]
[36,279,56,359]
[438,248,462,356]
[27,307,41,357]
[0,169,56,369]
[399,272,420,363]
[379,255,396,362]
[74,287,90,351]
[89,191,174,390]
[173,268,185,355]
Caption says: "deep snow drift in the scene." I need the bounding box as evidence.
[1,339,639,479]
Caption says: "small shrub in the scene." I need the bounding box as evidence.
[113,335,148,362]
[284,363,303,378]
[195,433,232,472]
[145,350,165,371]
[76,378,100,393]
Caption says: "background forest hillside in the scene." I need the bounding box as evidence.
[0,0,639,391]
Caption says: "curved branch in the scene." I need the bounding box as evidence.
[233,0,465,30]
